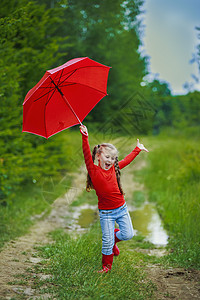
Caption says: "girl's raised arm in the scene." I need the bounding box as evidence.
[137,139,149,152]
[118,138,149,169]
[80,125,94,174]
[80,125,88,136]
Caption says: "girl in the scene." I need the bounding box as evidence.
[80,125,149,273]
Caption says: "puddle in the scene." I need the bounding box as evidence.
[129,203,168,246]
[77,208,97,228]
[67,203,168,246]
[65,204,98,231]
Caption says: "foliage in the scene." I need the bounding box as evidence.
[142,136,200,269]
[0,0,146,205]
[0,1,68,203]
[0,0,200,259]
[0,131,81,248]
[141,80,200,135]
[56,0,147,125]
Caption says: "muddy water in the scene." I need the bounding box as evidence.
[77,207,97,228]
[68,202,168,246]
[66,204,98,231]
[129,203,168,246]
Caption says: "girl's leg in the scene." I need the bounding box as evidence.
[113,228,120,256]
[98,253,114,273]
[99,210,115,255]
[116,205,134,241]
[98,209,115,272]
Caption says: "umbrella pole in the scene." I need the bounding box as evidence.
[50,78,83,126]
[62,94,83,126]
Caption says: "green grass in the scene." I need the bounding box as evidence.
[132,191,146,207]
[141,135,200,269]
[0,176,72,249]
[34,224,155,300]
[0,130,83,249]
[71,189,97,207]
[1,130,200,299]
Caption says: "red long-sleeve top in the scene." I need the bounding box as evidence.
[82,134,141,210]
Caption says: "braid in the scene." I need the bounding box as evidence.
[86,145,99,192]
[114,157,124,195]
[86,144,124,195]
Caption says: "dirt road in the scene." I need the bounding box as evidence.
[0,154,199,299]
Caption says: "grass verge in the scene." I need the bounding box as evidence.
[0,176,72,249]
[34,223,156,300]
[141,135,200,269]
[0,130,83,249]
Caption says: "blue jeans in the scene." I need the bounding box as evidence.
[99,203,134,255]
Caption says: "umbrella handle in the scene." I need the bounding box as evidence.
[50,77,83,126]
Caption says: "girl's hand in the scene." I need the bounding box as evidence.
[137,138,149,152]
[80,125,88,136]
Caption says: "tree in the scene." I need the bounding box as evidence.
[0,1,69,202]
[0,0,149,203]
[56,0,147,126]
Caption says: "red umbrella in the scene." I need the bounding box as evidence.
[22,57,111,138]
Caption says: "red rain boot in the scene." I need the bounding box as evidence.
[98,253,114,273]
[113,228,121,256]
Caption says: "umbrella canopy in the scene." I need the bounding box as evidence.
[22,57,111,138]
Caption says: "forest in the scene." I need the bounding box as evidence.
[1,0,199,204]
[0,0,200,298]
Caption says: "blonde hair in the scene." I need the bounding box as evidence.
[86,143,124,195]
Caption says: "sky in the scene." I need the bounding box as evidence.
[140,0,200,95]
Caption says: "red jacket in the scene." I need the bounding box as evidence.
[82,134,141,210]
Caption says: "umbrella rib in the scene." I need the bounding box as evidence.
[23,76,53,105]
[52,69,76,87]
[29,77,56,102]
[60,69,77,82]
[39,86,55,89]
[56,83,76,87]
[65,69,77,80]
[59,81,107,95]
[50,77,83,125]
[56,67,108,95]
[44,83,57,137]
[57,68,64,86]
[51,65,108,80]
[33,88,55,102]
[46,69,76,96]
[52,66,109,95]
[44,101,48,138]
[53,70,77,88]
[45,86,57,106]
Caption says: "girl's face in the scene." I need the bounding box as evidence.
[97,147,116,171]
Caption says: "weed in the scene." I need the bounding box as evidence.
[142,136,200,269]
[133,191,146,207]
[36,224,156,299]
